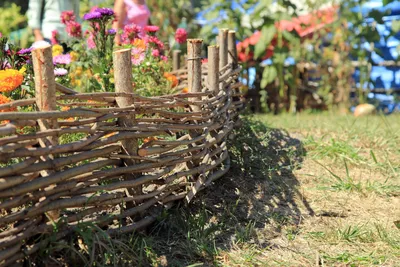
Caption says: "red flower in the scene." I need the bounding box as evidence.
[144,25,159,33]
[145,35,164,50]
[175,28,187,44]
[122,24,142,43]
[66,21,82,38]
[61,10,76,24]
[51,30,59,45]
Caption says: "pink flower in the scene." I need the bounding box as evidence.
[144,25,159,33]
[144,35,164,50]
[175,28,187,44]
[122,24,142,44]
[161,55,168,62]
[66,21,82,38]
[0,32,3,38]
[51,30,59,45]
[152,49,160,57]
[87,33,96,49]
[53,54,71,65]
[131,48,145,65]
[61,10,75,24]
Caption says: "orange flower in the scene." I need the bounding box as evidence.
[163,73,178,88]
[0,94,16,112]
[61,106,70,111]
[182,87,189,93]
[143,136,158,144]
[133,39,146,50]
[0,69,24,92]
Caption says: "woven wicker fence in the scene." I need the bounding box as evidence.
[0,30,244,265]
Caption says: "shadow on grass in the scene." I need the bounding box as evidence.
[30,117,313,267]
[144,117,314,266]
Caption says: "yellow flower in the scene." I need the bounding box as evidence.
[52,44,64,56]
[75,66,83,76]
[70,51,79,61]
[19,66,27,74]
[0,69,24,92]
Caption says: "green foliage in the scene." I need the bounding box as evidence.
[261,65,277,88]
[254,25,276,59]
[146,0,199,45]
[0,3,27,37]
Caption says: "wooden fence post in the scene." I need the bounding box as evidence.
[218,29,229,71]
[185,39,203,203]
[31,43,59,221]
[32,44,57,113]
[187,39,203,107]
[113,48,141,201]
[173,50,181,71]
[208,45,219,93]
[228,30,238,68]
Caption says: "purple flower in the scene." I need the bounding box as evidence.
[95,7,114,17]
[53,54,71,65]
[83,11,102,20]
[107,29,116,35]
[17,48,33,55]
[54,67,68,76]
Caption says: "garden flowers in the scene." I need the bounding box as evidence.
[0,94,16,113]
[54,68,68,76]
[163,73,178,88]
[175,28,188,44]
[0,69,24,92]
[61,10,82,38]
[17,48,33,55]
[61,10,76,24]
[52,44,63,56]
[66,21,82,38]
[53,54,72,65]
[131,48,145,65]
[83,7,114,21]
[122,24,142,43]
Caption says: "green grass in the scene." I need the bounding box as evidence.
[26,113,400,266]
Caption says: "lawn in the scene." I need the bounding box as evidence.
[33,113,400,267]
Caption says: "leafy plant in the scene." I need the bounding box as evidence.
[0,3,27,37]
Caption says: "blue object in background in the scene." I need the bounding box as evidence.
[351,0,400,92]
[350,0,400,114]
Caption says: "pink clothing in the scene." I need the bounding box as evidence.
[124,0,150,28]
